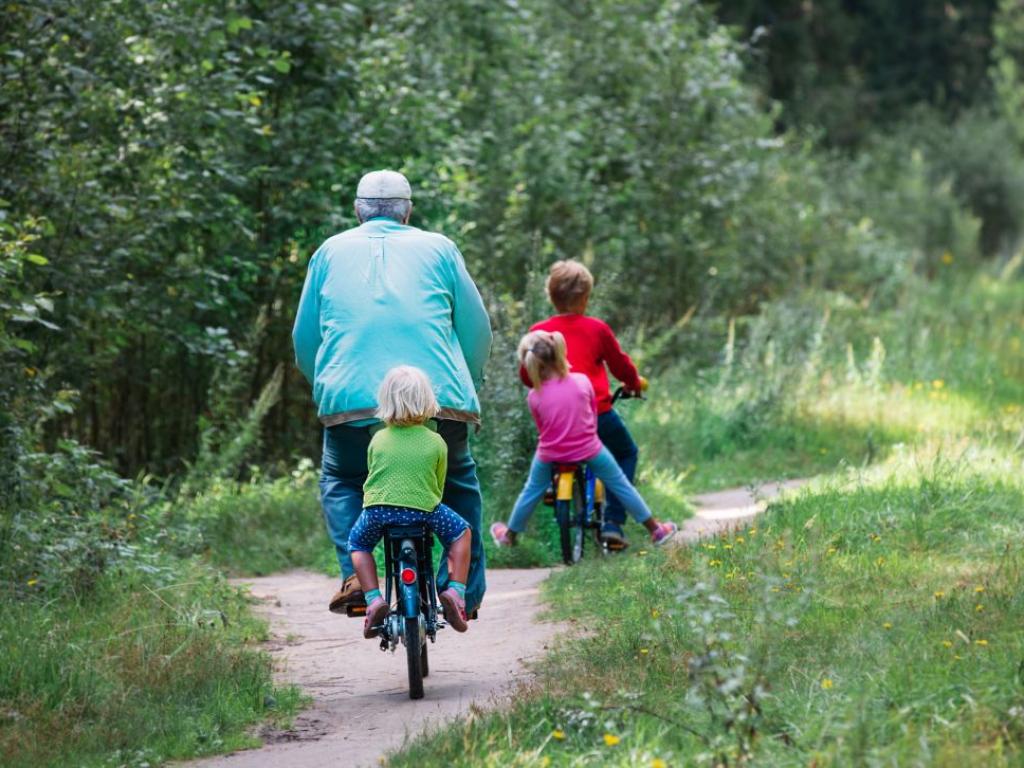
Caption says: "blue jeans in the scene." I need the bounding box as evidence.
[597,409,639,528]
[319,420,486,611]
[506,446,652,533]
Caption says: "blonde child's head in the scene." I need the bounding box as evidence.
[375,366,440,426]
[519,330,570,389]
[546,259,593,314]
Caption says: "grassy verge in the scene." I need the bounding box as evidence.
[0,565,304,768]
[388,276,1024,766]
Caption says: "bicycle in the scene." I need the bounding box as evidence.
[544,385,645,565]
[365,521,443,699]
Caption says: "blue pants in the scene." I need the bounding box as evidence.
[320,420,486,611]
[348,503,469,553]
[597,408,639,527]
[506,446,652,534]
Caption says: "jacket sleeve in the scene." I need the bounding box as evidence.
[448,243,492,390]
[518,364,533,388]
[292,246,325,384]
[600,321,642,390]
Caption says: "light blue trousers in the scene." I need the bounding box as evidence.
[507,446,653,533]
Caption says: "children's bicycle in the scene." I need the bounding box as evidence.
[545,386,644,565]
[367,522,443,700]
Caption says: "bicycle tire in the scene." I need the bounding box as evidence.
[572,478,586,563]
[556,500,575,565]
[405,615,424,699]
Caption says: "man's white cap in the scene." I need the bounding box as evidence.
[356,169,412,200]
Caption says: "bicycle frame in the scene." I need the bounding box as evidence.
[378,524,439,648]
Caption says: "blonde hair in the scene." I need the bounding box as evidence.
[375,366,440,426]
[546,259,594,313]
[519,330,570,389]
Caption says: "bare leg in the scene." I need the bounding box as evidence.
[642,518,661,535]
[351,551,380,595]
[447,530,471,584]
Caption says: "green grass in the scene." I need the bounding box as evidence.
[0,565,304,768]
[387,276,1024,766]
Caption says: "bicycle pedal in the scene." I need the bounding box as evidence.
[346,604,368,617]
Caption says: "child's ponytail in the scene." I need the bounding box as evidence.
[518,330,570,389]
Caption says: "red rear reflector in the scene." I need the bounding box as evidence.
[400,567,417,585]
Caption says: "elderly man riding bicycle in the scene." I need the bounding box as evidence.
[292,170,492,617]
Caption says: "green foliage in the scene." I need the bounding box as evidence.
[715,0,999,145]
[388,279,1024,768]
[0,568,303,768]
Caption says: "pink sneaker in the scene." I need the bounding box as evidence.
[439,588,468,632]
[490,522,513,547]
[362,597,388,639]
[650,521,678,545]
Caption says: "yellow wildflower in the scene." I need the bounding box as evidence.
[27,579,38,587]
[603,733,620,747]
[821,678,833,690]
[639,648,649,655]
[941,251,954,265]
[974,586,985,593]
[826,547,837,555]
[883,622,892,630]
[942,640,953,648]
[734,536,745,544]
[975,639,989,647]
[875,556,885,566]
[652,760,668,768]
[934,591,945,599]
[651,609,660,619]
[540,758,552,768]
[637,550,649,557]
[552,729,565,741]
[709,559,722,567]
[932,379,944,389]
[975,604,984,613]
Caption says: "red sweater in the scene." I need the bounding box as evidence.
[519,314,642,414]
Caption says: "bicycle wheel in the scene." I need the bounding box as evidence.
[571,478,586,563]
[404,615,424,699]
[555,500,574,565]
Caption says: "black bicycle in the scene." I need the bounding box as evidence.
[368,522,442,699]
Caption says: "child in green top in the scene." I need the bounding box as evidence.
[348,366,472,638]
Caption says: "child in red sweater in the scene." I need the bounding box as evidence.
[518,259,647,549]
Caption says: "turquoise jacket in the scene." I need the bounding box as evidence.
[292,218,492,426]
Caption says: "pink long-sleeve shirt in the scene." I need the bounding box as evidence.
[527,373,605,463]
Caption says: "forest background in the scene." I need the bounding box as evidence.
[4,1,1024,765]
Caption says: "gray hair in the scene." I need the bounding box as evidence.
[355,197,412,223]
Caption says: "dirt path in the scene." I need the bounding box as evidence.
[187,480,805,768]
[188,568,556,768]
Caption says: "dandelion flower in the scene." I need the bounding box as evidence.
[652,760,668,768]
[639,648,649,655]
[735,536,745,544]
[975,639,989,647]
[552,729,565,741]
[883,622,892,630]
[975,586,985,593]
[603,733,620,747]
[27,579,38,587]
[975,604,984,613]
[821,678,833,690]
[934,591,945,599]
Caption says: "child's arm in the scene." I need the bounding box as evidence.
[599,322,644,391]
[435,438,448,492]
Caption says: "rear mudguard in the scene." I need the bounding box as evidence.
[399,539,420,619]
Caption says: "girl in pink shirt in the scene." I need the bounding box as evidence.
[490,331,677,547]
